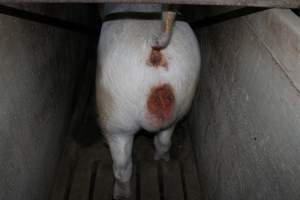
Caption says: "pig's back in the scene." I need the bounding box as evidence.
[97,20,200,132]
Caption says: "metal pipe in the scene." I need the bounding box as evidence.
[0,0,299,9]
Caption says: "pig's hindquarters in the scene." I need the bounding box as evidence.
[96,19,200,199]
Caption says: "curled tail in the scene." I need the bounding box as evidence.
[152,5,177,50]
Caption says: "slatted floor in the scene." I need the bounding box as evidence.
[51,116,202,200]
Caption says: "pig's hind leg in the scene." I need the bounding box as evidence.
[154,124,176,161]
[105,132,134,199]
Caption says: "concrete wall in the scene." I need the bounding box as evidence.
[0,4,94,200]
[189,9,300,200]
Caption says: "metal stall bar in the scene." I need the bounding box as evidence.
[0,4,99,35]
[191,7,270,29]
[0,0,299,9]
[0,4,295,35]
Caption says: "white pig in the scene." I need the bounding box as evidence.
[96,4,201,199]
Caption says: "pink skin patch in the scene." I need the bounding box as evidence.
[147,84,175,122]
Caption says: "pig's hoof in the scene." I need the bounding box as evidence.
[113,180,130,200]
[154,151,170,162]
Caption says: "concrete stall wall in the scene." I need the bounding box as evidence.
[189,9,300,200]
[0,4,93,200]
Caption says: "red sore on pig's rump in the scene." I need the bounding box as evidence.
[147,84,175,122]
